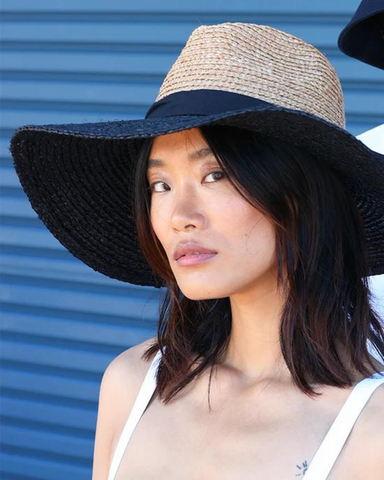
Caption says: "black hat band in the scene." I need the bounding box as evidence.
[145,89,275,119]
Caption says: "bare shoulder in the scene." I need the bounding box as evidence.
[355,355,384,440]
[92,336,158,480]
[104,335,158,386]
[98,335,158,414]
[352,373,384,477]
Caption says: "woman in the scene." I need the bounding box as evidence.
[9,22,384,479]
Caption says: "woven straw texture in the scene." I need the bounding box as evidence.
[157,22,346,129]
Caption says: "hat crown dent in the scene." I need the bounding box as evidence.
[156,22,346,129]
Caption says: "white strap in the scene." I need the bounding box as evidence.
[107,349,162,480]
[304,372,384,480]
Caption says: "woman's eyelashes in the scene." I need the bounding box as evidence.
[148,170,227,194]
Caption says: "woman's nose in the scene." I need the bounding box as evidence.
[170,188,206,232]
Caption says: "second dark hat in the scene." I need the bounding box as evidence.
[338,0,384,69]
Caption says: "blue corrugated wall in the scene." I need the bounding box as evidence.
[1,1,383,478]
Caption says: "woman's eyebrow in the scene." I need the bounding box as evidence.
[147,147,214,170]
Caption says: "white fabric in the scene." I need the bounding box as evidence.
[107,348,384,480]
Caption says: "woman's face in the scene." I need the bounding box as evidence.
[147,127,278,300]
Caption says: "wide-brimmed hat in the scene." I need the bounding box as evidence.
[338,0,384,69]
[9,22,384,287]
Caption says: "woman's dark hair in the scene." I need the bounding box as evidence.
[132,124,384,408]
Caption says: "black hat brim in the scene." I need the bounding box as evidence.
[9,105,384,287]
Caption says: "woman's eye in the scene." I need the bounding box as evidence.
[205,171,225,183]
[149,170,226,194]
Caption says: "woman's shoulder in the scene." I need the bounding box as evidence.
[92,337,158,479]
[360,354,384,416]
[354,384,384,477]
[348,357,384,477]
[104,335,158,386]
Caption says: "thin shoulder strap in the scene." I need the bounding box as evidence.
[304,372,384,480]
[107,349,162,480]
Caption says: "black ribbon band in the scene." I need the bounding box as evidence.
[145,89,275,119]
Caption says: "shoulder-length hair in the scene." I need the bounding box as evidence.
[132,124,384,407]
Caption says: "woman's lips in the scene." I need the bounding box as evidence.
[176,252,218,266]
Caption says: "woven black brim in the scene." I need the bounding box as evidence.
[9,105,384,287]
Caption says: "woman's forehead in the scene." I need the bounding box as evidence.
[148,128,213,169]
[151,127,205,150]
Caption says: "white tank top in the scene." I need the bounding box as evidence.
[107,349,384,480]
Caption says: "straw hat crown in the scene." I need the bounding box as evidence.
[156,22,346,129]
